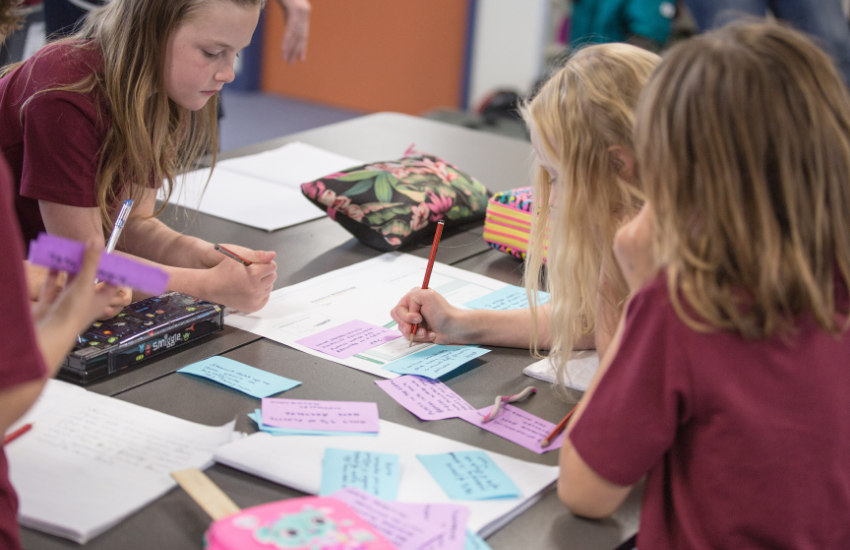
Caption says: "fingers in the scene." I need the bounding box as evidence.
[74,238,104,284]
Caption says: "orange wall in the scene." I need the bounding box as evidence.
[261,0,469,114]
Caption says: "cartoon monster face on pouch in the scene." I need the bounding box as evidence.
[253,507,338,549]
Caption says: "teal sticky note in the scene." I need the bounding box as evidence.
[248,411,378,437]
[463,285,550,311]
[417,451,521,500]
[178,357,300,398]
[466,530,493,550]
[319,449,400,500]
[383,346,490,379]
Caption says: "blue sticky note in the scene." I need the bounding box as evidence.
[178,357,301,398]
[463,285,550,311]
[465,530,493,550]
[319,449,400,500]
[248,411,378,437]
[417,451,521,500]
[383,346,490,379]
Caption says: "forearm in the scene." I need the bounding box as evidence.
[120,217,213,268]
[455,305,552,349]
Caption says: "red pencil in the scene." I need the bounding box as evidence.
[215,244,252,266]
[541,405,578,447]
[409,221,445,347]
[3,423,32,446]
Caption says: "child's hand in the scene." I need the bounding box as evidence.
[613,202,657,294]
[279,0,311,63]
[390,288,463,344]
[34,240,126,370]
[97,285,133,320]
[206,247,277,313]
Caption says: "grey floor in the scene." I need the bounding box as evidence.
[218,89,363,152]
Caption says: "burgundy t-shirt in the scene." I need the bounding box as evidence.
[570,272,850,549]
[0,154,48,550]
[0,40,109,249]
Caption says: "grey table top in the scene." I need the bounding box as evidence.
[20,115,641,550]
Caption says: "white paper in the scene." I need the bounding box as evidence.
[7,380,234,544]
[214,420,559,538]
[162,142,363,231]
[522,351,599,392]
[217,141,363,187]
[226,253,511,379]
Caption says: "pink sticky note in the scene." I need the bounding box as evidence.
[27,233,169,295]
[458,404,566,455]
[296,320,401,359]
[375,375,476,421]
[393,502,469,550]
[331,488,442,550]
[262,398,380,433]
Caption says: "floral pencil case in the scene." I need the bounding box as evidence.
[300,150,491,251]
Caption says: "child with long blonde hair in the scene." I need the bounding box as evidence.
[391,43,660,375]
[0,0,277,314]
[560,22,850,548]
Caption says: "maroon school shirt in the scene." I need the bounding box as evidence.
[0,40,109,249]
[570,272,850,549]
[0,154,47,550]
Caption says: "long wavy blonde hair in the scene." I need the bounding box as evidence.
[522,44,659,385]
[637,22,850,338]
[2,0,264,232]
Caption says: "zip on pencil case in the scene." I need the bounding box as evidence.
[483,187,544,260]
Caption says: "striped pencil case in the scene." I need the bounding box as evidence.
[483,187,541,260]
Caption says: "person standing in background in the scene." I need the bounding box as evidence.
[43,0,311,63]
[683,0,850,87]
[570,0,677,52]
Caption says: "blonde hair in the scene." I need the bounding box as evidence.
[636,22,850,338]
[2,0,264,232]
[522,43,660,386]
[0,0,23,40]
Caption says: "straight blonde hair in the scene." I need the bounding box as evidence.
[2,0,264,232]
[636,22,850,338]
[522,43,660,386]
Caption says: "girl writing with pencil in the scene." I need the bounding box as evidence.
[0,0,277,314]
[559,23,850,547]
[0,4,123,549]
[392,43,660,376]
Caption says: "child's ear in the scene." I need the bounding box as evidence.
[607,145,636,180]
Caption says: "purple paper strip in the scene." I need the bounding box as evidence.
[393,502,469,550]
[331,488,441,550]
[458,404,566,455]
[27,233,169,295]
[296,320,402,359]
[261,398,380,433]
[375,376,476,421]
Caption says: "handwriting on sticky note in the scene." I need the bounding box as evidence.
[178,357,301,398]
[458,404,565,454]
[295,320,401,359]
[248,410,377,437]
[331,488,442,550]
[27,233,169,295]
[463,285,550,311]
[417,451,521,500]
[393,502,469,550]
[375,376,475,421]
[261,398,380,433]
[383,346,490,379]
[320,449,400,500]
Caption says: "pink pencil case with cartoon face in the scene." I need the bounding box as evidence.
[204,496,397,550]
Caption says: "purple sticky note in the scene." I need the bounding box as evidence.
[458,404,566,455]
[296,320,401,359]
[393,502,469,550]
[375,376,476,421]
[331,488,442,550]
[27,233,169,295]
[261,398,380,433]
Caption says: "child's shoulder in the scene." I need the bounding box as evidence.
[9,40,102,92]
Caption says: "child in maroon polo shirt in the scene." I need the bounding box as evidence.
[558,23,850,549]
